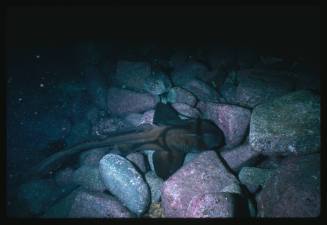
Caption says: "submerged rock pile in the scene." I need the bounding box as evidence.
[12,48,320,218]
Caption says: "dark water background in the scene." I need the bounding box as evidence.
[5,5,320,217]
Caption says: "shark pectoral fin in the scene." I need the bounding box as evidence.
[153,150,185,180]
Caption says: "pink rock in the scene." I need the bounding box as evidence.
[69,189,135,218]
[161,151,238,217]
[198,102,251,148]
[92,117,131,137]
[185,192,235,218]
[141,110,155,125]
[256,154,320,217]
[126,152,148,173]
[220,143,261,172]
[107,87,158,116]
[172,103,201,118]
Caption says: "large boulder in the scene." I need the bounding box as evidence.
[198,102,251,148]
[107,87,158,116]
[91,117,131,138]
[172,103,201,119]
[220,69,295,108]
[99,154,150,216]
[256,154,320,217]
[111,61,151,92]
[126,152,148,173]
[161,151,239,217]
[249,90,320,156]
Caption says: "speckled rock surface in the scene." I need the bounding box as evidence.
[198,102,251,148]
[99,154,150,216]
[69,189,135,218]
[185,192,236,217]
[238,167,274,193]
[256,154,320,217]
[249,90,320,156]
[161,151,239,217]
[107,87,158,116]
[220,69,295,108]
[171,62,209,87]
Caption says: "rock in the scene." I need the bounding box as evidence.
[124,113,143,126]
[220,143,261,172]
[249,90,320,156]
[256,155,286,170]
[91,117,131,137]
[220,69,295,108]
[238,167,275,194]
[171,62,209,87]
[161,151,239,217]
[99,154,151,216]
[86,107,107,126]
[126,152,148,173]
[172,103,201,118]
[144,70,172,95]
[107,87,158,116]
[69,189,135,218]
[73,165,106,192]
[144,202,165,218]
[17,179,76,216]
[145,171,164,203]
[141,110,155,125]
[185,192,236,218]
[183,152,200,166]
[198,102,251,148]
[256,154,320,217]
[54,167,74,187]
[124,110,155,127]
[167,87,197,107]
[79,148,108,167]
[182,79,221,103]
[111,61,151,92]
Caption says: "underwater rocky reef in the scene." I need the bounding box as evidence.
[6,6,320,219]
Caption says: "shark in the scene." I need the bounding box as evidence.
[27,103,225,180]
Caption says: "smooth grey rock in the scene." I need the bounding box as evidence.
[172,103,201,118]
[99,154,150,216]
[145,171,164,203]
[126,152,148,173]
